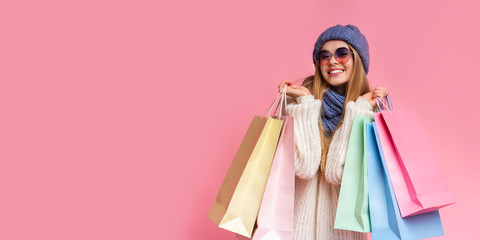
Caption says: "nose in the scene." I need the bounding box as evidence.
[328,55,338,65]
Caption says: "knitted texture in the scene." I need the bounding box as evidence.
[287,95,321,179]
[286,94,373,240]
[312,24,370,74]
[321,89,346,135]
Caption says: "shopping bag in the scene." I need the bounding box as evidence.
[253,113,295,240]
[237,86,295,240]
[374,95,455,217]
[334,115,373,233]
[236,114,295,240]
[208,88,285,238]
[368,122,444,240]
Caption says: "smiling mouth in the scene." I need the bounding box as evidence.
[328,70,344,75]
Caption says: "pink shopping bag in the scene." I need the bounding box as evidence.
[373,96,455,217]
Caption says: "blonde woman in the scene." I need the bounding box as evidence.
[278,24,388,240]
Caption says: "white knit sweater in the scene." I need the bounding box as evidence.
[285,94,374,240]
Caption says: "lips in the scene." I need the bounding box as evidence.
[328,69,344,75]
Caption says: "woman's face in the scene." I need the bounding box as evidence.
[319,40,354,87]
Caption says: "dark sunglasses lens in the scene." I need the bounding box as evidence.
[317,51,331,65]
[319,51,331,60]
[335,48,351,62]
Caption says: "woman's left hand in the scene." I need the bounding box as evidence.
[361,86,389,108]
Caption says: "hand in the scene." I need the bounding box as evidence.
[361,86,389,108]
[278,80,312,98]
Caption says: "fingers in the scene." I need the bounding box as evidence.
[278,82,284,92]
[278,80,294,92]
[278,80,287,91]
[361,92,376,108]
[372,86,388,99]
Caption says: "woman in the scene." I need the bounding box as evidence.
[278,24,388,240]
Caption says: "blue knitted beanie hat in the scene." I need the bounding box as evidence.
[312,24,370,74]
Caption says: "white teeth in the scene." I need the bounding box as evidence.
[329,70,344,74]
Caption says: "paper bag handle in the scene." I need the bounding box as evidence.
[375,94,405,115]
[263,85,287,119]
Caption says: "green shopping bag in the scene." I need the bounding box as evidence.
[334,115,373,233]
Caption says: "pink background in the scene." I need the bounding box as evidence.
[1,0,478,239]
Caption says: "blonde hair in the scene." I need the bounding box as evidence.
[302,43,371,173]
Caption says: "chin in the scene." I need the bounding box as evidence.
[326,78,348,86]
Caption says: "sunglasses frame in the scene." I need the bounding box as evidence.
[315,47,354,66]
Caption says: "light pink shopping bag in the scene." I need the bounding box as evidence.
[374,96,455,217]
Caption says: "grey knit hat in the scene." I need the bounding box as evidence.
[312,24,370,74]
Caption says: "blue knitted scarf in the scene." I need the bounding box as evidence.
[321,89,346,135]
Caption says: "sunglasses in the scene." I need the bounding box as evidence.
[316,47,354,66]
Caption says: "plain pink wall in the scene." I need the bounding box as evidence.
[1,0,478,239]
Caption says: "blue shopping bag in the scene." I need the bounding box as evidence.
[367,122,444,240]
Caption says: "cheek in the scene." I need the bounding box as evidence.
[320,67,328,78]
[345,63,354,78]
[346,68,353,78]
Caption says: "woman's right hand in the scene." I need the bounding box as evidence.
[278,80,312,98]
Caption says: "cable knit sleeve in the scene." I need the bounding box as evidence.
[324,96,374,185]
[285,95,322,180]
